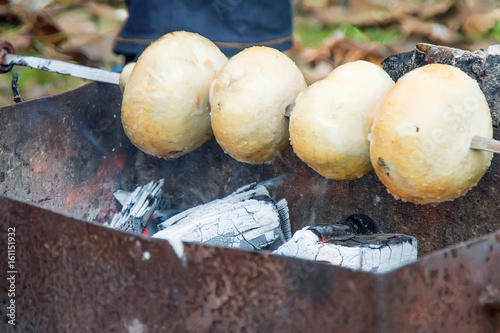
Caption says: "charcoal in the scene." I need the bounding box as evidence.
[106,179,164,234]
[273,215,417,273]
[107,179,292,250]
[153,182,292,250]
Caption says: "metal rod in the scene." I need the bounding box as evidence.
[3,54,120,85]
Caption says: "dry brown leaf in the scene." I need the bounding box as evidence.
[310,0,460,27]
[52,0,83,7]
[56,9,98,36]
[0,30,31,50]
[299,46,331,63]
[10,0,54,12]
[302,0,329,10]
[54,3,122,67]
[301,60,335,84]
[11,9,67,47]
[324,34,385,66]
[400,16,461,45]
[61,43,105,67]
[311,6,396,26]
[29,11,66,45]
[39,43,73,61]
[463,9,500,35]
[85,1,117,18]
[414,0,457,20]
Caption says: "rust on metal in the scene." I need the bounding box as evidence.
[0,196,376,332]
[0,194,499,332]
[0,82,499,331]
[0,82,129,222]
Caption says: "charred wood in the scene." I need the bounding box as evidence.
[273,214,417,273]
[11,71,23,103]
[106,179,164,234]
[152,183,291,250]
[107,180,292,251]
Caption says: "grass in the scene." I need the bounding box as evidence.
[294,22,402,47]
[486,21,500,41]
[0,23,19,32]
[294,23,337,47]
[364,27,402,44]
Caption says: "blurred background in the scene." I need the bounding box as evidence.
[0,0,499,106]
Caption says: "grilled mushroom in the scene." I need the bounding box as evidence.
[289,61,394,179]
[121,31,227,158]
[370,64,493,204]
[209,46,307,164]
[118,62,135,93]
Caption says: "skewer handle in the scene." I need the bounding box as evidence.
[471,136,500,154]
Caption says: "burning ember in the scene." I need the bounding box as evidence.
[106,179,417,273]
[107,179,291,250]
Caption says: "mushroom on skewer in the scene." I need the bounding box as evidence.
[370,64,493,205]
[210,46,307,164]
[121,31,228,159]
[118,62,135,93]
[289,60,394,180]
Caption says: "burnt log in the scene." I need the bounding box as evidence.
[382,43,500,126]
[107,180,292,250]
[273,215,417,273]
[151,182,291,250]
[107,179,164,234]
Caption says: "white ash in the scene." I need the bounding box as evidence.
[167,238,187,267]
[487,45,500,56]
[105,179,164,234]
[273,226,417,273]
[153,184,291,250]
[141,251,151,261]
[107,180,292,250]
[107,181,417,272]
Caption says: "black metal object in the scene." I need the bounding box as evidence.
[10,72,22,103]
[0,197,378,332]
[0,82,499,331]
[0,82,128,223]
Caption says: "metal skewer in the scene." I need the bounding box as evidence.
[0,41,119,85]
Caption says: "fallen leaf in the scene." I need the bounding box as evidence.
[311,5,396,26]
[399,16,461,45]
[463,9,500,35]
[10,0,54,12]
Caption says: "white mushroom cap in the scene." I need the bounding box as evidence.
[370,64,493,204]
[121,31,227,158]
[209,46,307,164]
[119,62,135,93]
[289,61,394,179]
